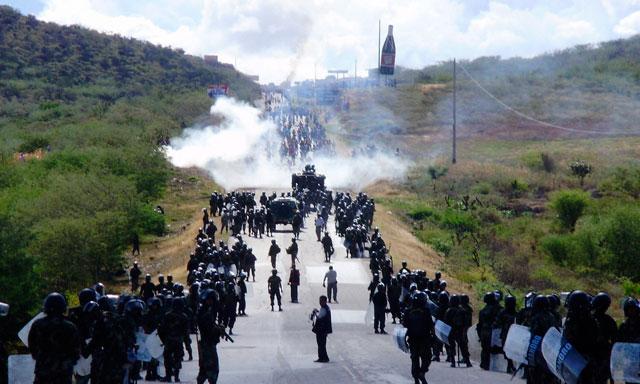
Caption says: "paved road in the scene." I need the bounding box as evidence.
[139,213,520,384]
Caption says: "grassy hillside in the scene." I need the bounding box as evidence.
[347,37,640,315]
[0,5,259,347]
[341,35,640,148]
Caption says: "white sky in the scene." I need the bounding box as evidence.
[4,0,640,83]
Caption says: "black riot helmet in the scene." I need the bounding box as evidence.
[460,294,470,306]
[145,274,152,282]
[44,292,67,316]
[413,291,427,308]
[591,292,611,313]
[504,295,517,311]
[449,294,460,307]
[438,291,450,306]
[524,291,537,309]
[171,297,185,311]
[566,290,591,313]
[623,297,640,317]
[148,297,162,310]
[532,295,549,312]
[78,288,97,306]
[483,292,497,305]
[97,296,114,313]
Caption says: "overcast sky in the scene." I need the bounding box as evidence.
[4,0,640,83]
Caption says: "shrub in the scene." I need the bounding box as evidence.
[602,207,640,280]
[550,190,589,231]
[510,179,529,198]
[541,153,556,173]
[440,209,478,244]
[541,235,574,265]
[17,135,49,153]
[570,160,592,186]
[601,166,640,198]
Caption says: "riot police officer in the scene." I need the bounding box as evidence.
[28,292,80,384]
[402,291,434,384]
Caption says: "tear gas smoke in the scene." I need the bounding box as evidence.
[166,97,409,191]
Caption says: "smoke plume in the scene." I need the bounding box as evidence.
[166,97,409,191]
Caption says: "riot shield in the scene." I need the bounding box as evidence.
[17,312,45,347]
[393,326,409,353]
[135,331,152,362]
[74,338,93,376]
[364,302,374,326]
[541,327,587,384]
[145,330,164,360]
[503,324,530,365]
[434,320,451,346]
[610,342,640,383]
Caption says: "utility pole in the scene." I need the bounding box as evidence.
[452,58,457,164]
[354,58,357,87]
[378,19,381,86]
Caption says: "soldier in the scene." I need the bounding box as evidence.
[286,238,300,267]
[476,292,501,370]
[245,247,257,282]
[372,282,388,334]
[158,298,189,382]
[268,240,281,269]
[209,193,217,217]
[132,232,141,256]
[197,289,232,384]
[142,297,164,381]
[321,232,334,263]
[202,208,209,229]
[527,295,559,384]
[591,292,617,384]
[399,260,411,275]
[617,297,640,343]
[205,219,217,242]
[432,292,449,362]
[289,265,300,303]
[494,294,517,373]
[368,274,380,302]
[268,269,283,312]
[223,281,238,335]
[237,272,248,315]
[28,293,80,384]
[139,274,156,302]
[156,274,167,294]
[388,277,402,324]
[402,291,434,384]
[563,291,599,384]
[314,215,325,241]
[292,211,303,239]
[129,261,141,292]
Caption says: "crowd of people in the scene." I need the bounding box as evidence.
[264,92,335,164]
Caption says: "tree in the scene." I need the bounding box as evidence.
[603,208,640,280]
[570,160,592,186]
[550,190,589,231]
[427,165,448,192]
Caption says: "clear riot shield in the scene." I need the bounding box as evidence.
[364,302,374,326]
[426,299,439,315]
[74,338,93,376]
[145,330,164,360]
[504,324,530,365]
[541,327,587,384]
[610,342,640,383]
[434,320,451,346]
[393,326,409,353]
[17,312,45,347]
[135,331,152,362]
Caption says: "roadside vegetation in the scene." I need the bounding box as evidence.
[0,5,259,348]
[376,137,640,317]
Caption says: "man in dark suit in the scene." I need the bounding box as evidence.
[312,295,332,363]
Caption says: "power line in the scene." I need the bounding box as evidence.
[457,63,615,135]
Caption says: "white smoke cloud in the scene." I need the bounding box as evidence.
[166,97,408,191]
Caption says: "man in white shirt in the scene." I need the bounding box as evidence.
[322,266,338,304]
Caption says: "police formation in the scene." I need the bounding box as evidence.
[27,220,253,383]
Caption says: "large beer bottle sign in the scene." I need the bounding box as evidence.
[380,25,396,75]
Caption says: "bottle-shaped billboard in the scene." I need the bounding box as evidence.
[380,25,396,75]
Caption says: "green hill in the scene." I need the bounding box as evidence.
[0,5,259,346]
[340,35,640,145]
